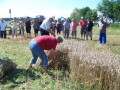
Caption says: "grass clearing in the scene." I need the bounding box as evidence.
[0,25,120,90]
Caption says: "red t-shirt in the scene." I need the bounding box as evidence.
[79,19,87,28]
[34,35,57,50]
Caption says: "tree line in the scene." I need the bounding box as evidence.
[70,0,120,22]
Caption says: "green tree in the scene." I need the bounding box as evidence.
[91,10,97,21]
[81,7,91,17]
[97,0,113,18]
[70,8,81,22]
[97,0,120,20]
[70,7,97,21]
[113,1,120,20]
[85,10,92,19]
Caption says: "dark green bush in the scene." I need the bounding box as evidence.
[109,23,120,28]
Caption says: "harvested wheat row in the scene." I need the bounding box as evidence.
[56,39,120,90]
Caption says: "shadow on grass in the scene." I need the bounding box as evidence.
[0,67,70,90]
[93,39,99,42]
[108,44,120,46]
[0,68,37,85]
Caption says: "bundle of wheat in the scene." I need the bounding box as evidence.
[47,44,70,69]
[35,45,70,69]
[35,39,120,89]
[48,39,120,89]
[0,57,17,79]
[63,39,120,90]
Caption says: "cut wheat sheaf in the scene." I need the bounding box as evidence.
[52,39,120,90]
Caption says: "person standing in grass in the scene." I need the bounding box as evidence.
[0,18,7,38]
[10,17,19,38]
[28,35,63,73]
[86,19,94,40]
[61,19,65,36]
[33,17,40,37]
[79,17,87,40]
[64,18,70,39]
[71,18,79,39]
[19,18,25,37]
[56,18,62,35]
[98,17,108,44]
[25,17,31,38]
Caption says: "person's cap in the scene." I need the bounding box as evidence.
[81,17,84,19]
[61,18,65,21]
[52,22,55,24]
[50,16,55,21]
[72,18,75,20]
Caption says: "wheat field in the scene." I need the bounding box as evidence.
[0,25,120,90]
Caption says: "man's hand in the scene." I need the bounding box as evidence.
[48,29,56,37]
[48,49,56,64]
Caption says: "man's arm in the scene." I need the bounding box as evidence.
[5,25,7,29]
[47,29,56,36]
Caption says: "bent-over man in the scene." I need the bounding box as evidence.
[28,35,63,73]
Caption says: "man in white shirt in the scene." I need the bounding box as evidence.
[0,18,7,38]
[40,16,56,36]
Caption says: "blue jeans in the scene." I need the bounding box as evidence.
[72,30,76,38]
[64,28,69,38]
[99,33,106,44]
[29,39,48,66]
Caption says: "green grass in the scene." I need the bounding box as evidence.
[0,39,77,90]
[0,25,120,89]
[75,25,120,55]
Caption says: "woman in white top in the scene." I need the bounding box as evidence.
[10,17,19,38]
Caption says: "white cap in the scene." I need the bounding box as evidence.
[52,22,55,24]
[50,16,55,21]
[81,17,84,19]
[61,18,65,21]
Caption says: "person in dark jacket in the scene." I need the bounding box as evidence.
[86,19,94,40]
[25,17,31,38]
[56,19,62,35]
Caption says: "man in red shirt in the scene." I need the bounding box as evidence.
[79,17,87,39]
[28,35,63,73]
